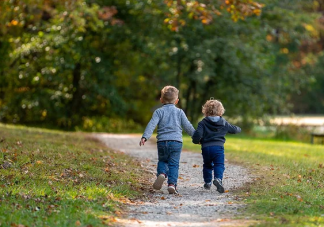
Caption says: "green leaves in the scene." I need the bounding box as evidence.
[0,0,322,129]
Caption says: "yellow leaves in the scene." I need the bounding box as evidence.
[304,24,315,32]
[42,110,47,117]
[201,19,209,24]
[303,23,319,37]
[253,9,261,16]
[11,20,19,26]
[164,0,263,31]
[222,0,264,22]
[280,48,289,54]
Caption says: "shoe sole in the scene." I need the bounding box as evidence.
[153,174,166,190]
[213,180,225,193]
[167,187,177,194]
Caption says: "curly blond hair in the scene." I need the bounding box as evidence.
[202,99,225,116]
[161,85,179,103]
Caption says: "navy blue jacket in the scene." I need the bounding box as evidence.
[192,116,241,148]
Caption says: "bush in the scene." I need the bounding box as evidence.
[274,124,311,142]
[76,117,143,133]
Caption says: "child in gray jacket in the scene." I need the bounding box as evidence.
[139,85,195,194]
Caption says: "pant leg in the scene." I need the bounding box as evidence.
[167,141,182,186]
[211,146,225,180]
[202,146,213,183]
[157,141,169,177]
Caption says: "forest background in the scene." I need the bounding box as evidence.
[1,0,324,135]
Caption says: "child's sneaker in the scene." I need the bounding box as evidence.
[153,174,166,190]
[204,182,212,190]
[213,178,225,193]
[167,184,178,194]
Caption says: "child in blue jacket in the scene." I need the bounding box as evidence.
[192,99,241,193]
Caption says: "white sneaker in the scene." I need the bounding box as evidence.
[153,174,166,190]
[167,184,178,194]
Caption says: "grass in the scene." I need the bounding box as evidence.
[182,134,324,226]
[0,124,150,227]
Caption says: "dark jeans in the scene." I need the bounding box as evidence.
[201,145,225,183]
[157,141,182,186]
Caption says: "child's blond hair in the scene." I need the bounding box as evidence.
[161,86,179,104]
[202,99,225,116]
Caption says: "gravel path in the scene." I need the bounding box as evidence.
[95,133,254,227]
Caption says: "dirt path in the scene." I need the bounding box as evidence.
[95,134,254,227]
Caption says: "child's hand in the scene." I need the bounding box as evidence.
[139,138,146,146]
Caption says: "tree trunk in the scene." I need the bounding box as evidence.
[70,62,82,119]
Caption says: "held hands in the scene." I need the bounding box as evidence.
[139,137,146,146]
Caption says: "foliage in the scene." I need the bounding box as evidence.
[0,0,323,131]
[182,135,324,226]
[77,116,142,132]
[0,124,150,226]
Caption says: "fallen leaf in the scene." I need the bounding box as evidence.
[75,220,81,226]
[161,196,165,200]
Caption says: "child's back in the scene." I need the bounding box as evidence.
[143,103,194,142]
[192,99,241,193]
[140,85,195,194]
[192,116,240,148]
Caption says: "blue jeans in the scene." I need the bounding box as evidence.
[201,146,225,183]
[157,141,182,186]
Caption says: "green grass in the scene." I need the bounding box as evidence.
[0,124,150,227]
[183,135,324,226]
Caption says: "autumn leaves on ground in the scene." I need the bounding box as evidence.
[0,124,151,226]
[1,124,324,226]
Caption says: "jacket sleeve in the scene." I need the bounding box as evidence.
[226,121,241,134]
[142,110,160,140]
[180,110,195,137]
[192,121,204,144]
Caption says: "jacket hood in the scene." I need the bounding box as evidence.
[203,116,226,127]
